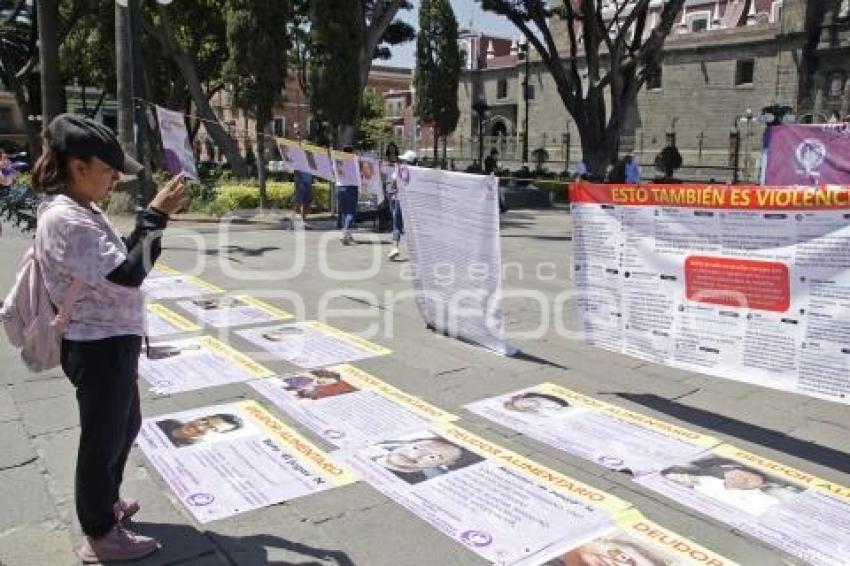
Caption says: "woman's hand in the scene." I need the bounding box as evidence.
[150,174,189,216]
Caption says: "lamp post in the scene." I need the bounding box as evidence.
[118,0,173,215]
[519,40,530,164]
[472,96,490,170]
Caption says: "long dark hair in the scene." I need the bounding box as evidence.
[385,142,399,160]
[31,128,89,193]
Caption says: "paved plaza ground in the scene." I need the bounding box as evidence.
[0,207,847,565]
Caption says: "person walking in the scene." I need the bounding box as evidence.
[31,114,187,563]
[293,169,313,229]
[383,144,405,260]
[336,145,359,245]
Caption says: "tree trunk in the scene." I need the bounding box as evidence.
[337,124,357,149]
[433,130,438,167]
[5,70,38,158]
[256,114,268,209]
[442,136,447,168]
[37,0,62,123]
[115,3,134,154]
[171,50,247,177]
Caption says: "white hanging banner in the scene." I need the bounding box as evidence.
[155,105,198,179]
[570,183,850,403]
[397,166,516,356]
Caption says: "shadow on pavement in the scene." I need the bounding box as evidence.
[133,521,356,566]
[613,393,850,474]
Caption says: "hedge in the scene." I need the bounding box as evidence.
[205,181,333,216]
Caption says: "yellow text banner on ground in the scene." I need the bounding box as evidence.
[436,423,631,515]
[329,364,457,423]
[197,336,275,378]
[539,383,720,449]
[147,304,201,333]
[714,444,850,504]
[238,400,358,487]
[615,509,739,566]
[305,321,392,356]
[236,295,293,320]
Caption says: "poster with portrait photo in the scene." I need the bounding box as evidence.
[251,364,457,448]
[636,444,850,566]
[139,336,275,394]
[156,105,198,179]
[359,156,382,203]
[141,274,225,300]
[537,509,738,566]
[276,137,309,173]
[236,321,391,369]
[138,401,356,523]
[335,424,631,566]
[331,150,361,188]
[176,295,292,329]
[302,143,336,182]
[465,383,718,476]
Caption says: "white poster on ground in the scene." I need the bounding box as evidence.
[636,444,850,566]
[176,295,292,329]
[250,364,457,448]
[142,274,225,300]
[146,303,201,337]
[139,336,275,394]
[155,105,198,179]
[538,509,738,566]
[570,184,850,403]
[147,264,183,279]
[236,321,391,368]
[335,423,630,566]
[397,166,514,355]
[465,383,719,476]
[138,401,357,523]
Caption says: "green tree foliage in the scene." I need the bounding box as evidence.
[308,0,363,146]
[358,89,387,151]
[479,0,685,177]
[414,0,460,165]
[223,0,291,208]
[307,0,414,147]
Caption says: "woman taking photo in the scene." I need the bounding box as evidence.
[32,114,186,563]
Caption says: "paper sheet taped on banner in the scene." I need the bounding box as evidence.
[684,256,790,312]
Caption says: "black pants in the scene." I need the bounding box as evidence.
[61,335,143,538]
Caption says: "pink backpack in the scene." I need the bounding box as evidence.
[0,247,84,372]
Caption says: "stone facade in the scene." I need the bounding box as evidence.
[456,0,850,182]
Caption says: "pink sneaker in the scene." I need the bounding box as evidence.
[77,525,160,564]
[114,498,140,522]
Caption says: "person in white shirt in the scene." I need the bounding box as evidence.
[32,114,187,563]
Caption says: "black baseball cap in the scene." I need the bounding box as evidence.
[47,113,143,176]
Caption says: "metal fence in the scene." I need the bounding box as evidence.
[411,133,763,184]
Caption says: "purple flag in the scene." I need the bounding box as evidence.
[763,123,850,185]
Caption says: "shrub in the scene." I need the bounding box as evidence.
[205,181,332,216]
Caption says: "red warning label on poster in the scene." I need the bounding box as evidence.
[684,256,790,312]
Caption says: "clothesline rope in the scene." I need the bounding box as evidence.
[137,97,572,186]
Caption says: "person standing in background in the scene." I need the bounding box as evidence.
[336,145,359,245]
[293,169,314,229]
[625,155,641,184]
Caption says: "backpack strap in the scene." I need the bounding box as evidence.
[53,278,85,329]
